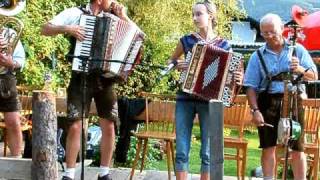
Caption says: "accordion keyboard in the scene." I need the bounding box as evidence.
[71,13,145,79]
[72,15,96,72]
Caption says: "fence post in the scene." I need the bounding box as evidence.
[31,90,58,180]
[209,100,224,180]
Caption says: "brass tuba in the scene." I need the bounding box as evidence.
[0,0,25,54]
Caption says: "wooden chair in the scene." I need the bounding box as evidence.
[275,99,320,180]
[130,92,176,180]
[0,86,33,156]
[223,95,249,180]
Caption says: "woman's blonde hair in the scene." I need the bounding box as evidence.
[194,0,217,29]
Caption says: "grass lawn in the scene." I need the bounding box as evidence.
[144,125,262,177]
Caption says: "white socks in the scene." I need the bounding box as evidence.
[63,168,75,179]
[63,166,110,178]
[99,166,110,177]
[8,154,22,158]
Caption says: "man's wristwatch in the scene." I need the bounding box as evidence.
[250,108,259,115]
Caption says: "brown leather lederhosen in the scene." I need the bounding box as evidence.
[256,50,304,151]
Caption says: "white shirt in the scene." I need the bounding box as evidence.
[49,4,104,26]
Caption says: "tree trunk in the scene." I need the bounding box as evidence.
[31,90,58,180]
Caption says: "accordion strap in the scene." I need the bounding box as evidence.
[191,33,223,45]
[78,4,91,15]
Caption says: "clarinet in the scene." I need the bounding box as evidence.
[281,24,303,180]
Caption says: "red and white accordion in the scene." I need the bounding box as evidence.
[182,43,243,106]
[72,13,145,81]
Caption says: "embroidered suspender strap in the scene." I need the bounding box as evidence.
[271,72,287,81]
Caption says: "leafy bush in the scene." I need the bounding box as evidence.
[90,135,162,168]
[123,137,162,168]
[17,0,87,89]
[118,0,244,95]
[17,0,242,95]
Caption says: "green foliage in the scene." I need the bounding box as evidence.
[16,0,87,89]
[17,0,243,94]
[153,126,261,176]
[115,136,162,169]
[117,0,243,95]
[90,135,162,169]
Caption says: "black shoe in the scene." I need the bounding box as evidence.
[97,174,112,180]
[61,176,74,180]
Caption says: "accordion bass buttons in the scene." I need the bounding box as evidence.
[222,52,243,106]
[222,86,232,106]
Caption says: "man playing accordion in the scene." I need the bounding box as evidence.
[41,0,132,180]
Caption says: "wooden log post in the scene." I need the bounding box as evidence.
[31,90,58,180]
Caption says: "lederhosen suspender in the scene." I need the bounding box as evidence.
[256,50,289,91]
[256,49,285,112]
[257,49,272,91]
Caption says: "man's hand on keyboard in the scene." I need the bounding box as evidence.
[66,25,85,41]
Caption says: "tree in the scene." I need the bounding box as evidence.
[117,0,243,95]
[17,0,243,95]
[17,0,87,89]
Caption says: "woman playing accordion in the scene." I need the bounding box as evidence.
[165,1,243,180]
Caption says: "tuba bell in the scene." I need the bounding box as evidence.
[0,0,25,55]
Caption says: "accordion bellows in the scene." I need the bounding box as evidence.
[182,43,243,106]
[72,13,145,81]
